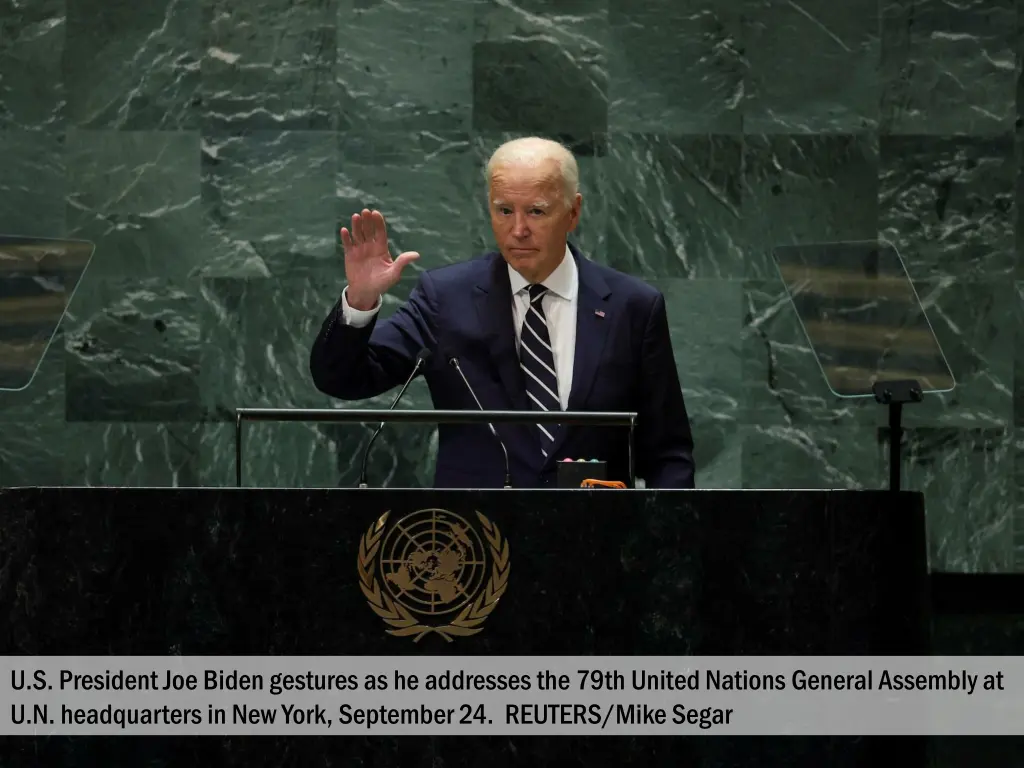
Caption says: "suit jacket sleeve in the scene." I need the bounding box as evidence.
[635,291,696,489]
[309,272,439,400]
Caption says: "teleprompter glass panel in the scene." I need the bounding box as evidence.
[0,236,94,391]
[772,240,955,398]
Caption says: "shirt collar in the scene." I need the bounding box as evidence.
[507,244,577,300]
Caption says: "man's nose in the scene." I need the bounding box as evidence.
[512,215,530,237]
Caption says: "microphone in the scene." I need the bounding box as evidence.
[448,356,512,489]
[358,348,432,488]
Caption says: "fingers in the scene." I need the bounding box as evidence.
[341,209,387,248]
[361,209,387,242]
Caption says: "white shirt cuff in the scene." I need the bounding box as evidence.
[340,286,382,328]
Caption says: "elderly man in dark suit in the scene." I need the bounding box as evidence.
[310,136,695,489]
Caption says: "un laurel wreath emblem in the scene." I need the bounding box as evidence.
[358,508,510,642]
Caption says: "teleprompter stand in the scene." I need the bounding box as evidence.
[772,240,956,493]
[872,378,922,492]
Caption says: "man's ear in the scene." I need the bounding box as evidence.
[568,193,583,230]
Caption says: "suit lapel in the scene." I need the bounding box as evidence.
[546,245,612,463]
[473,254,530,412]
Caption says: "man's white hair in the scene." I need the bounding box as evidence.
[484,136,579,207]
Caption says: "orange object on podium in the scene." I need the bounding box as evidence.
[580,479,627,489]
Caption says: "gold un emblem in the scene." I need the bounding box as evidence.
[359,508,510,642]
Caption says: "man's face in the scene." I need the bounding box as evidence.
[488,160,581,284]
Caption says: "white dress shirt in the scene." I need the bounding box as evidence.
[338,244,578,409]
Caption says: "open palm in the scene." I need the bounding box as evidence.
[341,209,419,309]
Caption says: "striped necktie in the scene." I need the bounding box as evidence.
[520,283,560,456]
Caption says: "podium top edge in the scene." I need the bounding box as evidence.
[233,408,639,425]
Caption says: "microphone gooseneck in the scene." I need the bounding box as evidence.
[358,348,432,488]
[448,356,512,489]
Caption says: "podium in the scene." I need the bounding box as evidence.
[0,485,929,766]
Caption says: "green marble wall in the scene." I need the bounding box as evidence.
[0,0,1021,575]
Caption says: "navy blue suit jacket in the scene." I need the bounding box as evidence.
[309,243,696,489]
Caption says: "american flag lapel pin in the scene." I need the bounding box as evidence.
[594,310,605,318]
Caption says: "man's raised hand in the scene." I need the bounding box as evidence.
[340,209,419,310]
